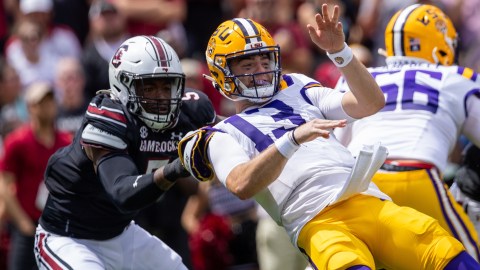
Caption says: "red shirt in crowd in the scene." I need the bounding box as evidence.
[0,125,71,221]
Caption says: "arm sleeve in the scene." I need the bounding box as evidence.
[208,132,250,186]
[96,152,164,211]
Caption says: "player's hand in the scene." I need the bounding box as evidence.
[293,119,347,144]
[306,4,345,53]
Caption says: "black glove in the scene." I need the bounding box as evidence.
[455,144,480,201]
[163,157,191,182]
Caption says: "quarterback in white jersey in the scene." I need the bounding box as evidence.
[335,4,480,261]
[178,5,480,270]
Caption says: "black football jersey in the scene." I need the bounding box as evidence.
[39,89,216,240]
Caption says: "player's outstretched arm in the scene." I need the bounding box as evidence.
[84,145,187,211]
[216,119,347,199]
[307,4,384,119]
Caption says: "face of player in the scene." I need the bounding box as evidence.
[229,53,274,90]
[135,77,174,114]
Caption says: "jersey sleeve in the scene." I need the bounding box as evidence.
[208,131,250,186]
[305,86,357,122]
[180,88,217,127]
[81,95,129,150]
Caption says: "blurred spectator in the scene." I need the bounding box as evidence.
[0,57,27,142]
[354,0,421,66]
[239,0,313,75]
[111,0,187,36]
[54,57,89,135]
[256,208,308,270]
[52,0,90,46]
[6,18,55,88]
[184,0,224,58]
[182,180,259,270]
[313,42,373,88]
[439,0,480,71]
[156,21,188,59]
[0,0,10,54]
[297,0,356,81]
[0,82,71,270]
[181,57,234,116]
[350,43,373,67]
[82,0,129,99]
[5,0,82,88]
[0,57,26,269]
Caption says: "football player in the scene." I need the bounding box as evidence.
[33,36,218,269]
[334,4,480,260]
[178,4,480,270]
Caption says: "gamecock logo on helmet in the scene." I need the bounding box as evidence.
[112,45,128,68]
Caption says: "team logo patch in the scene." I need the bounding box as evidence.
[170,132,184,141]
[140,126,148,139]
[112,45,128,68]
[334,57,345,65]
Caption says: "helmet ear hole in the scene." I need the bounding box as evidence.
[120,74,129,84]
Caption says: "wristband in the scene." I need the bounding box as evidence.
[326,42,353,68]
[275,131,300,159]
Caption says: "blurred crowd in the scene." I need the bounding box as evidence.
[0,0,478,269]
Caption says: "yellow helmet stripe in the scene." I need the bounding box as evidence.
[232,18,260,44]
[390,4,421,57]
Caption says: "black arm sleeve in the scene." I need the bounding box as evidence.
[96,152,164,211]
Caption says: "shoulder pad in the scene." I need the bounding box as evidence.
[180,89,216,126]
[81,124,127,150]
[85,95,129,139]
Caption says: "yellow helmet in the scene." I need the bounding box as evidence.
[385,4,457,65]
[205,18,281,103]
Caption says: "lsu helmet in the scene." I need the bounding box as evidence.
[205,18,281,103]
[109,36,185,130]
[385,4,458,65]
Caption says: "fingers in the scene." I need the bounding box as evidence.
[331,5,340,24]
[320,4,339,25]
[294,119,347,143]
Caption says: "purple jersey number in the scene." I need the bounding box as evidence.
[225,99,305,152]
[372,70,441,113]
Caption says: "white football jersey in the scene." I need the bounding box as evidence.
[211,73,390,244]
[335,62,480,172]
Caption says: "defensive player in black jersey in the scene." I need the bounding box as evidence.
[33,36,218,269]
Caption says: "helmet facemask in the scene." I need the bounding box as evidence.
[205,18,282,103]
[222,47,281,103]
[119,71,185,131]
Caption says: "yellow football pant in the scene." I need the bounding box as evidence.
[297,194,465,270]
[372,168,480,261]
